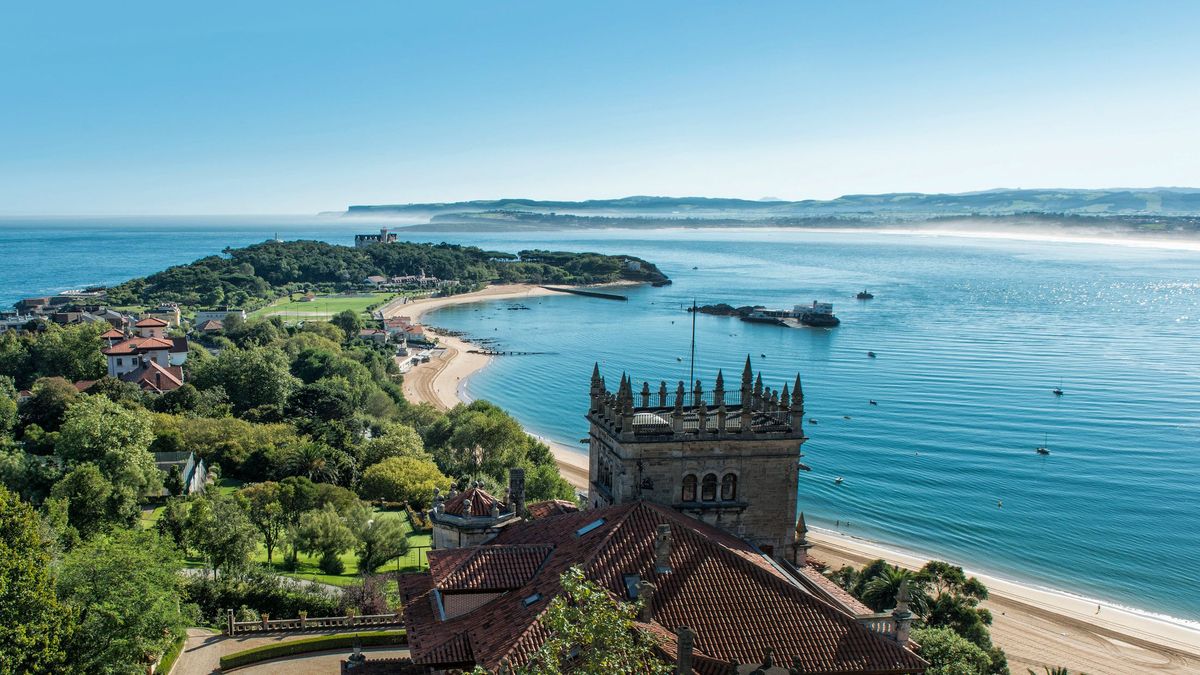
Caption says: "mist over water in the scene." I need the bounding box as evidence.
[2,219,1198,621]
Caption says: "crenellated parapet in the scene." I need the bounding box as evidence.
[586,355,806,443]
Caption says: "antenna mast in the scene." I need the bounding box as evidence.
[689,298,697,388]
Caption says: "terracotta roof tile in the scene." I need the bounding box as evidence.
[526,499,579,520]
[441,486,505,517]
[404,502,926,673]
[134,317,169,327]
[432,545,552,591]
[101,337,174,355]
[99,329,126,339]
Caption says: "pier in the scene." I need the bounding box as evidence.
[540,286,628,301]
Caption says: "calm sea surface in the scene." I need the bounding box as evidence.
[3,217,1199,622]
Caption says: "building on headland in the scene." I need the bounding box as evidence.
[194,307,246,325]
[586,357,805,559]
[100,318,189,393]
[355,227,398,248]
[144,302,182,327]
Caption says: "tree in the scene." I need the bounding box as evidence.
[330,309,363,340]
[525,462,576,502]
[295,504,357,575]
[156,498,190,551]
[57,529,191,675]
[361,422,427,467]
[911,627,992,675]
[186,493,259,579]
[278,476,319,566]
[191,346,298,414]
[512,566,671,675]
[356,516,410,575]
[55,395,161,506]
[238,482,288,565]
[359,456,451,507]
[18,377,79,435]
[0,375,17,435]
[0,486,70,673]
[50,464,125,539]
[862,566,929,614]
[165,465,185,496]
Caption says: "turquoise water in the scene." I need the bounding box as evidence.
[3,218,1198,622]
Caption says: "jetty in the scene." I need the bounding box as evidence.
[540,286,628,301]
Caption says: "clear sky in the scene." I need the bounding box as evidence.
[2,1,1198,214]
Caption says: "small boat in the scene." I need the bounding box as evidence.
[867,351,876,358]
[1052,378,1064,396]
[676,356,682,361]
[692,266,699,270]
[834,477,844,485]
[869,400,878,406]
[808,418,818,424]
[843,415,852,420]
[856,290,874,300]
[760,353,766,358]
[1036,433,1050,455]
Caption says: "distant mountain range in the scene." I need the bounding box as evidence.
[343,189,1200,234]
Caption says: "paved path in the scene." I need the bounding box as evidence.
[171,628,404,675]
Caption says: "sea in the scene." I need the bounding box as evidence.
[3,215,1199,625]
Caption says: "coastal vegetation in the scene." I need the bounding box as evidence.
[102,239,668,310]
[0,297,580,670]
[828,558,1009,674]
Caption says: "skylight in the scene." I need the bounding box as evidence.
[623,574,641,599]
[522,593,542,607]
[575,518,605,537]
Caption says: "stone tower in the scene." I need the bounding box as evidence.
[585,357,807,557]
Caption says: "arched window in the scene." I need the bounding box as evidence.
[681,474,697,502]
[701,473,718,501]
[721,473,737,501]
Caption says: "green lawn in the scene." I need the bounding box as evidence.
[249,292,398,321]
[183,508,432,587]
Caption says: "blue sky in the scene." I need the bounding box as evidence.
[1,1,1197,214]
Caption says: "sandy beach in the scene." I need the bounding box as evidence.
[810,530,1200,674]
[385,283,1200,675]
[383,284,592,490]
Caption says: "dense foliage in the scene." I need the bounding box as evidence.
[0,297,580,671]
[105,239,667,308]
[829,559,1008,674]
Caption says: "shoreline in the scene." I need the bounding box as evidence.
[384,283,592,490]
[386,283,1200,674]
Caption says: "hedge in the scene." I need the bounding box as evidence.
[219,630,407,670]
[156,633,187,674]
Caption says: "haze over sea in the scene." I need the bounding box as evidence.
[3,216,1198,624]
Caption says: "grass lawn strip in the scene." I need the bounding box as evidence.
[218,630,406,670]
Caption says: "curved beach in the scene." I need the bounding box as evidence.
[388,284,1200,675]
[385,284,592,490]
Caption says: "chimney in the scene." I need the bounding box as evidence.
[676,626,695,675]
[792,512,813,566]
[508,467,526,516]
[891,579,914,644]
[637,579,656,622]
[654,524,672,575]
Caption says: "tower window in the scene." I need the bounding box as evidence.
[721,473,737,501]
[701,473,717,501]
[681,474,697,502]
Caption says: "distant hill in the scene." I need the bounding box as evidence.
[347,188,1200,220]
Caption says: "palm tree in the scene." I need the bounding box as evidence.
[1028,667,1075,675]
[861,566,929,614]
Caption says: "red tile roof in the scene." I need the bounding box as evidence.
[99,328,126,339]
[401,501,927,673]
[134,317,169,327]
[120,361,184,393]
[441,486,505,517]
[101,336,174,355]
[526,499,579,520]
[430,545,552,592]
[196,319,223,332]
